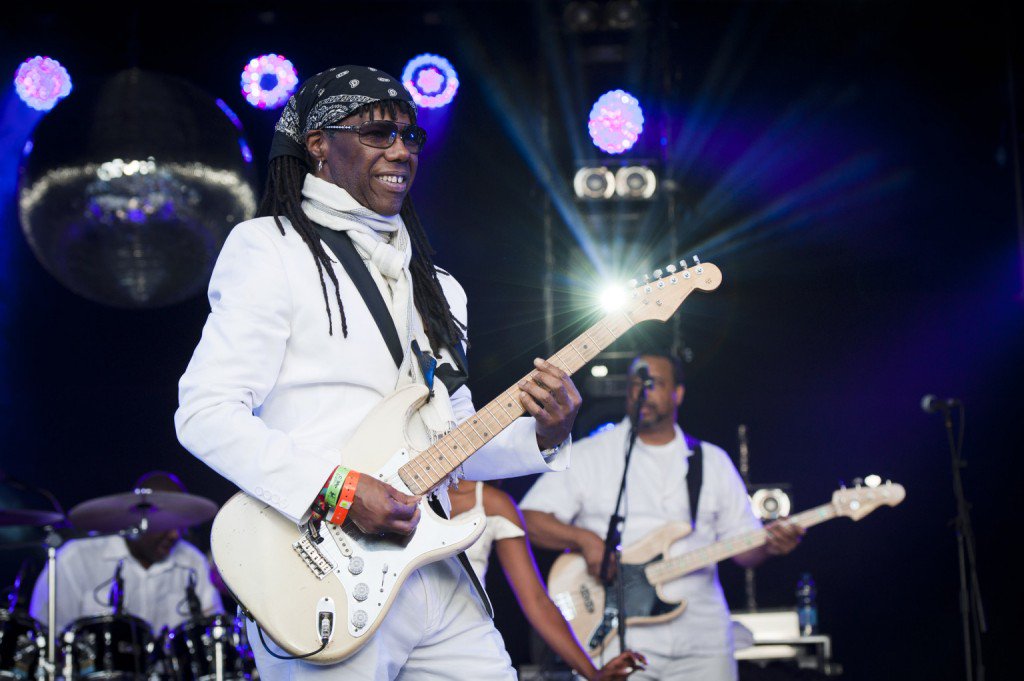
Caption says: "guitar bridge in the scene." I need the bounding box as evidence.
[293,533,335,580]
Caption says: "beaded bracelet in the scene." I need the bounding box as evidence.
[329,470,362,526]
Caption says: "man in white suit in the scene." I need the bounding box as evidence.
[175,65,582,680]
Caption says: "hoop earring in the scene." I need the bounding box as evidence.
[317,159,324,173]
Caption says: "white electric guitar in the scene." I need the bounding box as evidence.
[547,481,906,656]
[210,259,723,663]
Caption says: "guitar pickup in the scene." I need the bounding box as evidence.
[293,534,335,580]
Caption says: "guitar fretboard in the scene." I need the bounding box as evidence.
[397,311,638,495]
[644,504,838,585]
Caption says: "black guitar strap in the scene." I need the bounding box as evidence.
[314,225,405,367]
[684,434,704,528]
[314,225,493,618]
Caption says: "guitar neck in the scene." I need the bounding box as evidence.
[398,312,637,496]
[644,503,838,585]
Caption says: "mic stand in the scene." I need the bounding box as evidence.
[599,384,647,656]
[939,404,986,681]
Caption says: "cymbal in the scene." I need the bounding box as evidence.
[68,490,218,534]
[0,508,64,527]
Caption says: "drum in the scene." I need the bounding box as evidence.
[0,610,44,680]
[164,615,246,681]
[61,614,156,680]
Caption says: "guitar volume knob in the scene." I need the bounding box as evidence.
[353,583,369,602]
[352,609,368,629]
[348,556,365,575]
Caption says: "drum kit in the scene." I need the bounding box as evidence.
[0,489,256,680]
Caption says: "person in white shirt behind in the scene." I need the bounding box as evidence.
[520,352,804,681]
[29,470,222,635]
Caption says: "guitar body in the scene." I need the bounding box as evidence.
[547,522,692,656]
[210,384,485,664]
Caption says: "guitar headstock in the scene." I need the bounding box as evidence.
[618,257,723,323]
[831,480,906,520]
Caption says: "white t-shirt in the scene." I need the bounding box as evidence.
[29,535,223,634]
[450,482,525,581]
[520,420,761,659]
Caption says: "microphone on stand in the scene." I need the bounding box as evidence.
[109,559,125,614]
[633,361,655,390]
[921,394,961,414]
[185,569,203,620]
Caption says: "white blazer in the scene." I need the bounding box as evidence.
[176,217,568,523]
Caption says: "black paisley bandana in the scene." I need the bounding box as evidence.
[269,65,415,162]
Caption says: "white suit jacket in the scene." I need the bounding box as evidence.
[176,217,568,523]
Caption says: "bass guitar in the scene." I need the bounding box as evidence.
[547,480,906,655]
[210,259,722,663]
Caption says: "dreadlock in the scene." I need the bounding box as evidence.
[256,99,465,355]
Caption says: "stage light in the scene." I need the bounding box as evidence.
[14,56,72,111]
[588,89,644,154]
[590,365,609,378]
[598,284,627,312]
[605,0,644,30]
[573,166,615,199]
[563,1,601,32]
[402,54,459,109]
[750,488,792,520]
[615,165,656,198]
[241,54,298,110]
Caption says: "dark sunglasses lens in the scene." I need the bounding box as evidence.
[401,126,426,152]
[358,122,398,148]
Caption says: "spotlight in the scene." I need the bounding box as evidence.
[615,165,656,199]
[402,54,459,109]
[573,166,615,199]
[590,365,609,378]
[588,89,644,154]
[750,488,792,520]
[598,285,626,312]
[14,56,72,111]
[563,1,601,32]
[241,54,298,110]
[605,0,644,30]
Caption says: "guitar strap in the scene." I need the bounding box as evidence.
[684,434,704,528]
[314,225,493,618]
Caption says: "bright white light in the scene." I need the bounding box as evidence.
[864,474,882,488]
[590,365,609,378]
[599,285,626,312]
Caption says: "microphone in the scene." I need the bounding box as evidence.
[109,559,125,613]
[633,361,655,390]
[921,394,961,414]
[185,569,203,620]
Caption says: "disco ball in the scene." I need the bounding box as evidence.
[18,69,258,308]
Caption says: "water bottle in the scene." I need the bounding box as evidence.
[796,572,818,636]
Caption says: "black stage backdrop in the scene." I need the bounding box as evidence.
[1,3,1021,680]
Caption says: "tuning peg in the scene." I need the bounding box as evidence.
[838,479,847,489]
[628,279,638,288]
[692,255,701,265]
[666,264,676,273]
[679,258,688,269]
[852,477,864,487]
[642,274,650,283]
[653,268,663,278]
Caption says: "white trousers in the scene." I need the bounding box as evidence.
[247,557,516,680]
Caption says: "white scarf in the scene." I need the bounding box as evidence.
[300,174,456,445]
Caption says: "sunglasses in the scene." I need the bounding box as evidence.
[322,120,427,154]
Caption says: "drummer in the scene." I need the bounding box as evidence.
[27,471,223,634]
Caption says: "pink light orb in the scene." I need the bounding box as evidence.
[14,56,72,111]
[241,54,298,110]
[588,89,644,154]
[402,54,459,109]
